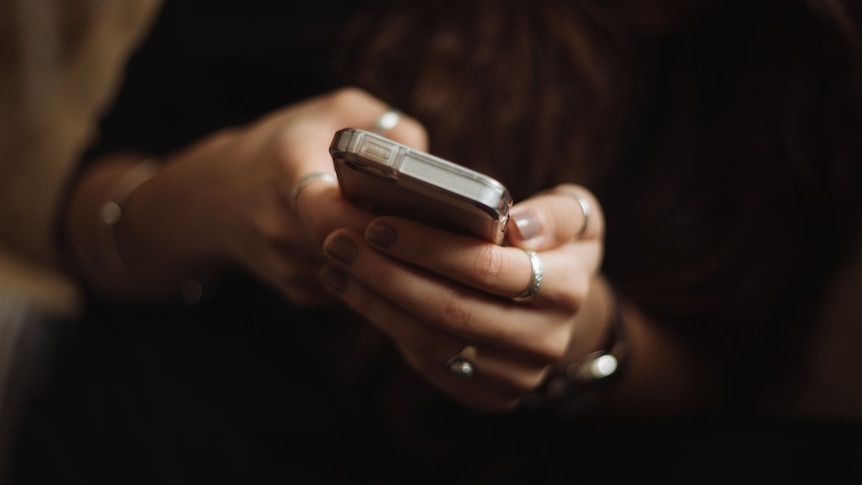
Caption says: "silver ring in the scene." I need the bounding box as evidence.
[371,108,401,135]
[515,249,543,300]
[446,345,477,379]
[290,172,337,211]
[572,192,591,238]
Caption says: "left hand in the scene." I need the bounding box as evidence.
[320,184,605,412]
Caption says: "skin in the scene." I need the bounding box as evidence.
[66,88,401,303]
[319,187,608,412]
[65,87,710,417]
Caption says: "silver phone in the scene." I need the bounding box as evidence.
[329,128,512,244]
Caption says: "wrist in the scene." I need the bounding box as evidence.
[545,284,628,410]
[66,157,214,304]
[107,159,220,304]
[524,276,629,417]
[99,159,159,280]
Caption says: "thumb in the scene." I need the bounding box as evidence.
[505,184,603,251]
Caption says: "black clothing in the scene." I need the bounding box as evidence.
[9,1,862,484]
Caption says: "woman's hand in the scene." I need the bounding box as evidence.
[319,184,608,412]
[67,87,426,304]
[163,88,426,304]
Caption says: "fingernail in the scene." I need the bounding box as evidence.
[366,221,397,248]
[324,236,358,264]
[510,210,540,241]
[320,266,347,292]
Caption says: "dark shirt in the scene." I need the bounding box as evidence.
[11,1,862,484]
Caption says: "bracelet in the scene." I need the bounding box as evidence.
[528,285,629,416]
[99,159,159,279]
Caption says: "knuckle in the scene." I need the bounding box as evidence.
[548,331,574,361]
[472,245,506,284]
[556,262,589,314]
[261,220,283,241]
[532,328,573,363]
[253,211,291,245]
[370,265,395,291]
[327,87,368,110]
[301,206,341,243]
[437,289,474,331]
[303,216,330,242]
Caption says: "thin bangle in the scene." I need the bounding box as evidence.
[99,159,159,280]
[562,288,628,387]
[525,283,629,416]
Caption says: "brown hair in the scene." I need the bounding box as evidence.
[338,0,637,199]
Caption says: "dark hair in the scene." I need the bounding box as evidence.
[338,0,636,199]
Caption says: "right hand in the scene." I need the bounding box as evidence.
[152,87,427,304]
[317,185,608,412]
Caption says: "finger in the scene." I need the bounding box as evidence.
[318,261,551,411]
[320,263,461,360]
[400,347,540,413]
[293,180,378,240]
[285,87,428,235]
[405,343,551,396]
[323,229,573,360]
[319,87,428,151]
[505,184,604,251]
[283,87,428,183]
[364,217,600,308]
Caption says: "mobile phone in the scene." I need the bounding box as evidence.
[329,127,512,244]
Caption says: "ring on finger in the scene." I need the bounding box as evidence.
[573,192,591,238]
[290,172,337,212]
[514,249,544,301]
[371,108,401,135]
[549,190,592,238]
[446,345,478,379]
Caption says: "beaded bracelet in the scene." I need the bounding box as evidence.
[99,159,159,280]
